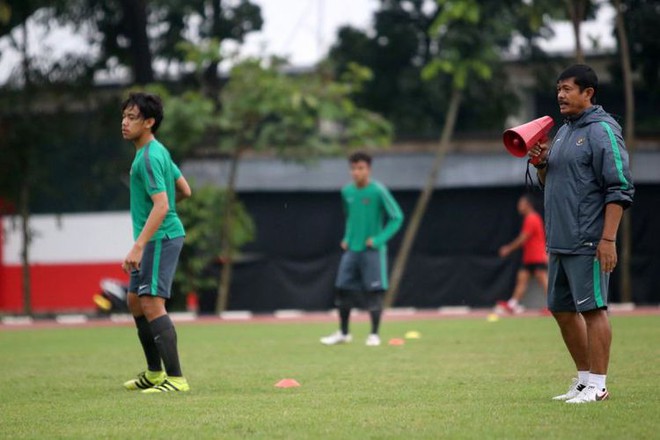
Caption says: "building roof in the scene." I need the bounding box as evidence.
[182,151,660,192]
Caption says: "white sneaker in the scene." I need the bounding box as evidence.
[565,384,610,404]
[552,378,587,401]
[365,334,381,346]
[320,331,352,345]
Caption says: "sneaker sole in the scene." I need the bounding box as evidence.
[141,380,190,393]
[565,393,609,404]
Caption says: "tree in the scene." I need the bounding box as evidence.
[566,0,589,63]
[45,0,262,85]
[145,58,391,312]
[1,2,49,315]
[153,0,262,97]
[616,0,660,130]
[211,59,392,312]
[328,1,442,138]
[386,0,488,305]
[563,0,603,63]
[328,0,561,139]
[611,0,635,303]
[385,0,557,306]
[174,185,255,308]
[0,1,98,314]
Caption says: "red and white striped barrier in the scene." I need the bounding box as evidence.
[1,212,132,313]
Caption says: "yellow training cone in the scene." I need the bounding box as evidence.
[404,331,421,339]
[487,313,500,322]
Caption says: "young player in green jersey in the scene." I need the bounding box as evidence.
[120,92,192,393]
[321,152,404,346]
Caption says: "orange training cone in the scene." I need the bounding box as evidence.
[275,378,301,388]
[388,338,405,346]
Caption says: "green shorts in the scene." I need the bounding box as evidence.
[129,236,184,299]
[547,253,609,313]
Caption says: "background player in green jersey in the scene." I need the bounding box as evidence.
[321,152,404,347]
[120,92,192,393]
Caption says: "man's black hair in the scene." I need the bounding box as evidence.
[121,92,164,133]
[348,151,372,166]
[557,64,598,103]
[520,193,539,211]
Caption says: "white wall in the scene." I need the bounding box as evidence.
[2,212,133,265]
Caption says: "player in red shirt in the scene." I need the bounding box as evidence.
[497,194,548,313]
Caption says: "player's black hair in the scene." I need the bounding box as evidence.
[557,64,598,104]
[348,151,372,166]
[121,92,164,133]
[520,193,538,210]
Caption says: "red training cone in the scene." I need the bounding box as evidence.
[388,338,405,346]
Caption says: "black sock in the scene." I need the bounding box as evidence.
[339,307,351,335]
[134,316,161,372]
[149,315,182,377]
[370,309,382,335]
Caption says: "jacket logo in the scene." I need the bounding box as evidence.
[576,137,585,146]
[362,198,371,205]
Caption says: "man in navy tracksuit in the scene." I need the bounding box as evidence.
[531,65,634,404]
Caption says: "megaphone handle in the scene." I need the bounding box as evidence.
[528,135,549,166]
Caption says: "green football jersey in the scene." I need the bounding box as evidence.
[129,139,185,242]
[341,180,403,251]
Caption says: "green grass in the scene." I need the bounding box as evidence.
[1,315,659,439]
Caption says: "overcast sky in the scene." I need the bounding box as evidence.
[0,0,617,83]
[241,0,616,65]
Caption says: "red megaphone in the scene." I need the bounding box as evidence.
[503,116,555,165]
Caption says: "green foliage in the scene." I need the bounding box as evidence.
[1,316,659,438]
[423,0,505,91]
[174,185,255,295]
[432,0,480,28]
[176,38,224,73]
[0,0,10,24]
[618,0,660,91]
[139,84,216,161]
[3,0,263,85]
[328,1,447,137]
[216,59,392,159]
[160,91,216,159]
[150,0,263,62]
[135,58,392,163]
[328,0,565,137]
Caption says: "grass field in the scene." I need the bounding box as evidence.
[1,314,659,439]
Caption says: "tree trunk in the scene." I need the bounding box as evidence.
[566,0,587,63]
[19,175,31,316]
[385,88,463,307]
[203,0,222,102]
[19,18,32,316]
[613,0,635,303]
[216,148,241,313]
[118,0,154,84]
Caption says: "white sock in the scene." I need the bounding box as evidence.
[589,373,607,390]
[507,299,518,307]
[578,370,590,386]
